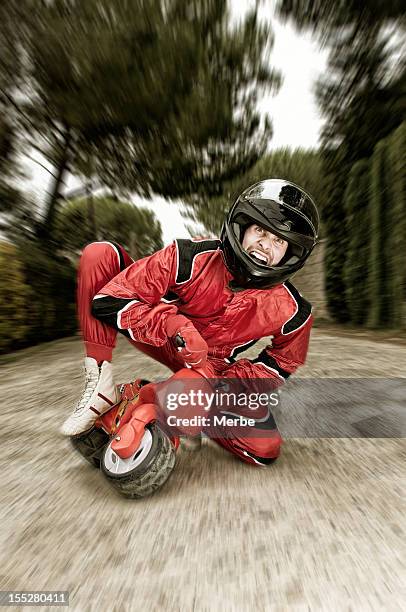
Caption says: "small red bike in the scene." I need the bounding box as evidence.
[70,365,207,499]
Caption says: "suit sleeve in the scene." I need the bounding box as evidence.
[219,316,313,389]
[92,241,180,346]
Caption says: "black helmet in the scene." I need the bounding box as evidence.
[220,179,320,289]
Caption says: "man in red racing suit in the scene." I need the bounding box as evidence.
[60,179,319,466]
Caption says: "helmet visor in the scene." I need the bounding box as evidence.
[233,200,315,251]
[241,179,319,238]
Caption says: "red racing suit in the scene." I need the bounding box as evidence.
[79,239,313,465]
[91,239,312,381]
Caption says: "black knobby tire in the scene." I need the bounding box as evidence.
[70,427,110,468]
[101,424,176,499]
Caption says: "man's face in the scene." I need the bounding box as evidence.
[242,224,289,267]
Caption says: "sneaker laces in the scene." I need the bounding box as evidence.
[74,367,100,413]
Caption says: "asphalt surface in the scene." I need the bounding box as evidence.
[0,329,405,611]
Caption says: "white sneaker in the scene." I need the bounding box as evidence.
[60,357,119,436]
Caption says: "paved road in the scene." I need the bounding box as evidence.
[0,329,405,611]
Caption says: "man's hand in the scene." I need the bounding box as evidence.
[166,315,208,368]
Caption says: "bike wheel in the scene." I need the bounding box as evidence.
[70,427,110,468]
[101,424,176,499]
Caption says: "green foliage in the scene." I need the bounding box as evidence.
[339,122,406,329]
[319,33,403,323]
[315,147,350,323]
[277,1,405,327]
[343,159,371,324]
[277,1,405,42]
[0,242,28,352]
[54,197,163,260]
[2,0,281,245]
[0,114,36,239]
[368,139,391,328]
[0,2,38,222]
[15,239,77,344]
[323,200,350,323]
[386,122,406,327]
[0,111,25,219]
[316,30,404,165]
[0,195,164,352]
[367,126,406,329]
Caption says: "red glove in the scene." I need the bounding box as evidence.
[166,315,208,368]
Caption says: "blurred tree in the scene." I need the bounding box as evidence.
[368,139,391,327]
[183,147,325,235]
[0,1,46,236]
[123,5,280,199]
[14,239,77,344]
[54,197,163,260]
[0,242,28,352]
[343,159,371,325]
[368,124,406,328]
[276,0,405,323]
[0,117,23,216]
[2,0,280,247]
[277,1,405,37]
[386,122,406,326]
[0,0,22,217]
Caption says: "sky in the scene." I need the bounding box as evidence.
[20,3,327,245]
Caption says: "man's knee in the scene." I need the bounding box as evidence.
[239,433,282,466]
[80,242,115,267]
[211,431,282,466]
[80,241,128,274]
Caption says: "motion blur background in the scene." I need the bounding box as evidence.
[0,0,405,352]
[0,5,405,610]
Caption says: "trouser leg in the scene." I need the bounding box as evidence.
[77,241,133,362]
[80,242,183,371]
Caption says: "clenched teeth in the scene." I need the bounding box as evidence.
[249,250,268,264]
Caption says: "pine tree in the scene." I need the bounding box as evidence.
[2,0,281,246]
[276,0,405,324]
